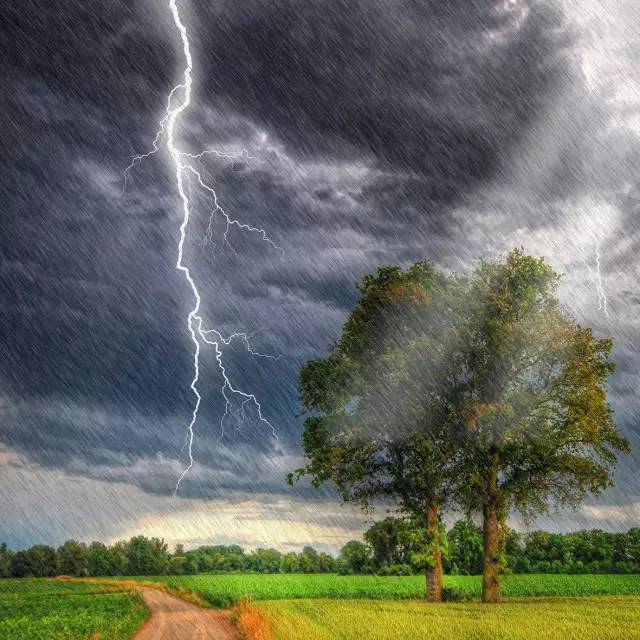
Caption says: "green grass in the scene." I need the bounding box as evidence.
[0,579,149,640]
[257,596,640,640]
[151,573,640,607]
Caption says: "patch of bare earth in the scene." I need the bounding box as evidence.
[134,587,240,640]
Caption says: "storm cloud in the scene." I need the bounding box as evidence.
[1,0,639,547]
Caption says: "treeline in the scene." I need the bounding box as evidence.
[0,536,337,578]
[3,520,640,579]
[360,518,640,576]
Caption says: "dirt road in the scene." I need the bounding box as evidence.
[134,588,240,640]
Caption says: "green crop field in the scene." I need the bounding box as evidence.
[152,573,640,607]
[256,596,640,640]
[0,579,149,640]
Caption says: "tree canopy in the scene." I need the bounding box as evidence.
[292,260,465,600]
[292,248,630,603]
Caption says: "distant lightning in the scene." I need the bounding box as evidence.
[594,242,609,317]
[124,0,280,495]
[583,241,610,318]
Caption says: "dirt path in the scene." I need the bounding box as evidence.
[133,587,240,640]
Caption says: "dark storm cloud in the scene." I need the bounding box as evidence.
[193,0,576,207]
[2,0,639,539]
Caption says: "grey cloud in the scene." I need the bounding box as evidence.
[2,0,640,547]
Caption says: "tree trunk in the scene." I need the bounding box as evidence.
[482,452,501,603]
[482,500,500,603]
[426,503,443,602]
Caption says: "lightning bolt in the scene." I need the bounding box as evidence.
[594,242,609,317]
[583,242,609,318]
[124,0,280,495]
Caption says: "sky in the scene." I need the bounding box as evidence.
[1,0,639,552]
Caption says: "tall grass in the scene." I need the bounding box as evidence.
[257,596,640,640]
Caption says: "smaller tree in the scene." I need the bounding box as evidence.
[365,518,411,571]
[10,551,31,578]
[279,552,300,574]
[339,541,371,574]
[28,545,58,577]
[109,540,129,575]
[249,548,282,573]
[298,546,323,573]
[57,540,89,576]
[0,544,12,578]
[87,542,112,577]
[126,536,169,575]
[446,520,483,575]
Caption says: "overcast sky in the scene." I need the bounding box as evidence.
[1,0,639,551]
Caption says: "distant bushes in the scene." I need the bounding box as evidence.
[2,522,640,579]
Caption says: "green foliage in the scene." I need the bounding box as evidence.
[364,517,415,570]
[377,563,413,576]
[87,542,113,577]
[456,249,629,517]
[0,544,11,579]
[339,541,371,574]
[441,585,472,602]
[125,536,169,576]
[445,519,484,575]
[507,527,640,574]
[10,546,57,578]
[3,522,639,580]
[0,579,148,640]
[294,258,463,514]
[57,540,88,577]
[280,552,301,574]
[249,548,283,573]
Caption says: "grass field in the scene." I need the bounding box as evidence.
[254,596,640,640]
[153,573,640,607]
[0,579,149,640]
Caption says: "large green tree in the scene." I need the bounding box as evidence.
[291,261,464,601]
[454,249,629,602]
[57,540,88,577]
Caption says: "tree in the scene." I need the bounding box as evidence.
[454,249,630,602]
[291,261,464,601]
[109,540,129,575]
[364,517,431,574]
[446,519,483,575]
[8,545,57,577]
[87,542,112,577]
[57,540,89,576]
[126,536,169,575]
[365,518,410,571]
[318,551,337,573]
[0,543,12,578]
[10,550,31,578]
[168,543,191,575]
[279,552,300,574]
[249,549,282,573]
[298,546,322,573]
[339,540,371,574]
[29,544,58,577]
